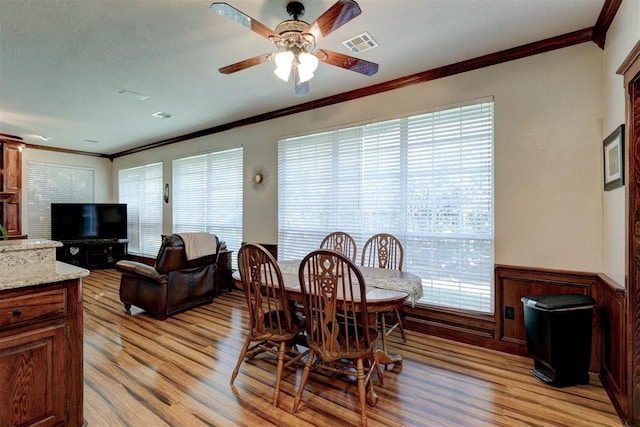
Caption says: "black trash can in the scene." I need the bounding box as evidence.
[521,294,595,387]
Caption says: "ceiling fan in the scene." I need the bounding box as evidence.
[210,0,379,96]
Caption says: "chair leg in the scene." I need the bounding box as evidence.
[230,339,250,386]
[356,358,368,427]
[382,310,407,343]
[293,349,315,413]
[366,359,379,407]
[394,309,407,342]
[273,341,286,408]
[373,354,384,386]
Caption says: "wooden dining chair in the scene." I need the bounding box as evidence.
[231,243,306,408]
[319,231,358,262]
[361,233,407,352]
[294,249,380,427]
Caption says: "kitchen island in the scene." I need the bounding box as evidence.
[0,239,89,426]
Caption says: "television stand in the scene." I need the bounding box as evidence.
[56,239,128,269]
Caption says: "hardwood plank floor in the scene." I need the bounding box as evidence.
[82,269,622,426]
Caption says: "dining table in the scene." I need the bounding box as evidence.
[232,258,424,367]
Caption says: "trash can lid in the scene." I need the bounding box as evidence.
[521,294,595,310]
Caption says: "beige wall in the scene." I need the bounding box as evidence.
[113,42,604,272]
[602,0,640,285]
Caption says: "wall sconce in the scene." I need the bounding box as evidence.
[250,165,268,192]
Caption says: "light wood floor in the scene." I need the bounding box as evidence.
[82,269,622,426]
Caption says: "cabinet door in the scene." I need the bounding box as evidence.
[0,324,66,427]
[2,201,20,235]
[2,143,22,193]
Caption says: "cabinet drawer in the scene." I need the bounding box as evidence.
[0,289,67,328]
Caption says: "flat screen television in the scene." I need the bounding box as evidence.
[51,203,128,241]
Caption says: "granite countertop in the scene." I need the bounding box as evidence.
[0,239,62,252]
[0,261,90,291]
[0,239,89,291]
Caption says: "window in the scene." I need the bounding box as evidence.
[278,100,494,313]
[172,147,243,267]
[119,163,163,257]
[27,162,95,239]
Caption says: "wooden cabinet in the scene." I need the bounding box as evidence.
[0,279,84,426]
[0,139,25,238]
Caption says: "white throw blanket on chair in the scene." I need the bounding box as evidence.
[176,232,218,261]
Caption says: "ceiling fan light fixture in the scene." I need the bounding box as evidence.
[274,51,294,81]
[297,52,318,83]
[297,67,314,83]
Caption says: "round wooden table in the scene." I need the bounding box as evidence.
[232,263,412,367]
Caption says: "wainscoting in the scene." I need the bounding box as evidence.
[405,265,598,358]
[596,273,627,421]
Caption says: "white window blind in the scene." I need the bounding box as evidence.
[118,163,163,257]
[278,100,494,313]
[172,147,243,267]
[27,162,95,239]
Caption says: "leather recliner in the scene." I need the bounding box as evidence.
[115,233,220,320]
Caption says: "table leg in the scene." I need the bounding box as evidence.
[375,312,404,369]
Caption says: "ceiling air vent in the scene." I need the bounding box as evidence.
[342,32,378,53]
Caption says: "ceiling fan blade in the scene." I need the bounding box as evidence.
[303,0,361,43]
[211,3,279,41]
[316,49,378,76]
[219,53,274,74]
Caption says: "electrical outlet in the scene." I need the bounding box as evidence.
[505,306,515,320]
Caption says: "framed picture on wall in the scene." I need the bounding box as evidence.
[603,124,625,191]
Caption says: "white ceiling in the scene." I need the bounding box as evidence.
[0,0,604,156]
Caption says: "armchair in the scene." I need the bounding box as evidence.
[115,233,220,320]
